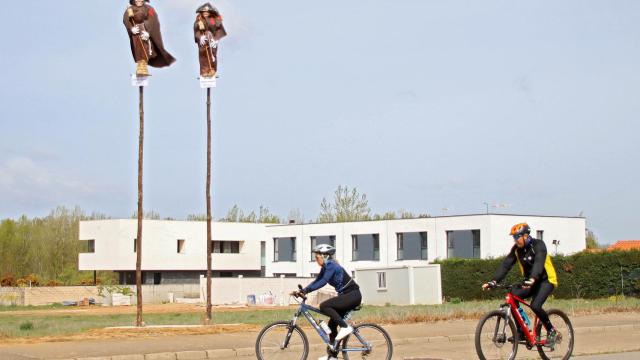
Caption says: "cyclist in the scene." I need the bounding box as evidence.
[482,223,559,347]
[294,244,362,360]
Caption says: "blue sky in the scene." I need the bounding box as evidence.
[1,1,638,244]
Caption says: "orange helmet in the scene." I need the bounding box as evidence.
[510,223,531,238]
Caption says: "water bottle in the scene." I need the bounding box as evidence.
[517,307,531,327]
[319,320,332,335]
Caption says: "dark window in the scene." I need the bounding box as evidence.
[260,241,266,267]
[536,230,544,241]
[274,237,296,262]
[446,230,481,259]
[377,272,387,289]
[310,235,336,260]
[351,234,380,261]
[133,238,137,253]
[212,241,241,254]
[80,240,95,253]
[177,239,185,254]
[153,272,162,285]
[397,232,428,260]
[273,273,297,278]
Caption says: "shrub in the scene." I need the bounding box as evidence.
[436,249,640,300]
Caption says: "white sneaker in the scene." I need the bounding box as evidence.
[318,356,337,360]
[335,325,353,341]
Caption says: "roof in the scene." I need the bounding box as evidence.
[608,240,640,251]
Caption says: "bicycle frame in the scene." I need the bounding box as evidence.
[289,297,371,353]
[502,291,547,347]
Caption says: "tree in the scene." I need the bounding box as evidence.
[318,186,371,223]
[586,229,600,249]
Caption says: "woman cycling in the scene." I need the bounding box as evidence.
[296,244,361,360]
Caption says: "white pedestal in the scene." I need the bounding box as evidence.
[199,76,217,88]
[131,74,150,87]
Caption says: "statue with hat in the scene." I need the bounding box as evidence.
[194,3,227,78]
[123,0,176,76]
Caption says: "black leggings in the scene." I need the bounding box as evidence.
[319,289,362,340]
[511,280,555,332]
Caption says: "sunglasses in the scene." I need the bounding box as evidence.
[513,235,523,241]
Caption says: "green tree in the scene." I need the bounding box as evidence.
[586,229,600,249]
[318,185,371,223]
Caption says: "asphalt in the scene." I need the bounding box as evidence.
[0,313,638,360]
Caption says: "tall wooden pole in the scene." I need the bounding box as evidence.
[136,85,144,327]
[206,87,213,323]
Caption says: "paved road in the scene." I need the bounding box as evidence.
[574,352,640,360]
[0,313,638,359]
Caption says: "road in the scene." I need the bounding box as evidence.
[0,313,638,359]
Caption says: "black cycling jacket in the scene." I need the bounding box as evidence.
[493,238,558,287]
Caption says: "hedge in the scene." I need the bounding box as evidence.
[436,250,640,301]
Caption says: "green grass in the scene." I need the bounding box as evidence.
[0,297,638,339]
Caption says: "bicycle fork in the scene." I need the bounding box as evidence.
[282,312,300,349]
[493,305,511,344]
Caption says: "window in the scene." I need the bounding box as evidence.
[273,273,297,278]
[153,272,162,285]
[274,237,296,262]
[177,239,185,254]
[260,241,266,267]
[377,272,387,290]
[536,230,544,241]
[310,235,336,260]
[80,240,95,253]
[212,241,241,254]
[133,238,137,253]
[352,234,380,261]
[396,232,428,260]
[446,230,481,259]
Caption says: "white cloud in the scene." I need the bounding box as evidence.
[0,156,97,214]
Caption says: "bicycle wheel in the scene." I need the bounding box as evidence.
[475,310,518,360]
[342,323,393,360]
[255,321,309,360]
[536,309,574,360]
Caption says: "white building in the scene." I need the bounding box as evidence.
[79,214,585,285]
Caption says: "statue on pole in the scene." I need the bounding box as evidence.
[123,0,176,77]
[194,3,227,78]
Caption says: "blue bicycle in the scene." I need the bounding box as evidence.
[255,285,393,359]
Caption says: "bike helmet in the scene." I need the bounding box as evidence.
[510,223,531,238]
[312,244,336,260]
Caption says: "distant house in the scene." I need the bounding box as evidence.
[608,240,640,251]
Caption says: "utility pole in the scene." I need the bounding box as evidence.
[135,84,145,327]
[206,87,213,323]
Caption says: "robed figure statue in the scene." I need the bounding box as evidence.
[194,3,227,78]
[123,0,176,76]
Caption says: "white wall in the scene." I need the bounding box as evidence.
[79,220,266,271]
[79,215,586,277]
[355,265,442,305]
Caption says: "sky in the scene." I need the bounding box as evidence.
[0,1,639,244]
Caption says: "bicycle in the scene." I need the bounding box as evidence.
[255,285,393,359]
[475,282,574,360]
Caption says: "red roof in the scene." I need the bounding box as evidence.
[608,240,640,251]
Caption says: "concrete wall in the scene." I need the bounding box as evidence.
[199,276,334,306]
[79,220,266,271]
[79,215,586,279]
[0,286,99,306]
[355,265,442,306]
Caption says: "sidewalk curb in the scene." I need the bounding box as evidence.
[57,324,639,360]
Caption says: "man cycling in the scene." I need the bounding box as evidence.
[482,223,559,347]
[294,244,362,360]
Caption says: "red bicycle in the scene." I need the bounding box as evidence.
[475,283,574,360]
